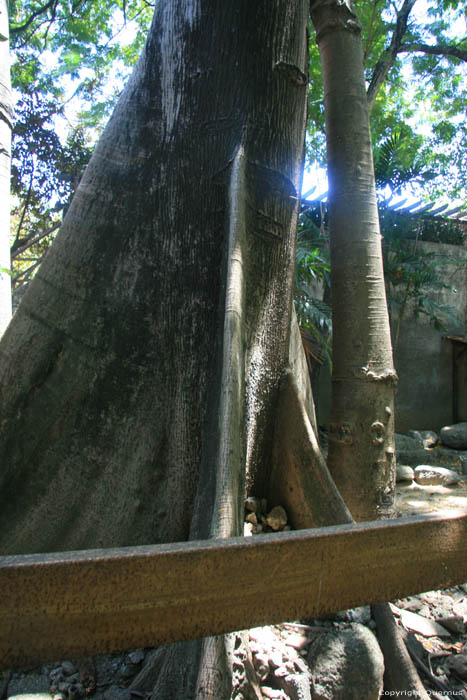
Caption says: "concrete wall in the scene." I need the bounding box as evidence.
[392,241,467,433]
[313,240,467,434]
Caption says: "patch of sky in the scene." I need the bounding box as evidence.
[302,0,466,210]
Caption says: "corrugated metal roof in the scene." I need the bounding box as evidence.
[301,192,467,223]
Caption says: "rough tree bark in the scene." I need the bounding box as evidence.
[310,0,398,522]
[0,1,425,697]
[0,0,12,334]
[0,0,309,697]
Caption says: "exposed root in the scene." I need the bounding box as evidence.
[371,603,430,700]
[130,647,167,693]
[269,369,353,529]
[272,369,431,699]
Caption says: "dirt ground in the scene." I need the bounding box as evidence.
[396,478,467,518]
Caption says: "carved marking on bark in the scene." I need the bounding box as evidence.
[361,366,398,385]
[370,421,385,445]
[378,483,394,506]
[201,113,243,133]
[248,161,298,200]
[273,61,307,86]
[328,421,354,444]
[251,210,283,242]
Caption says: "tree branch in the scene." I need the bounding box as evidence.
[397,42,467,62]
[11,222,60,259]
[12,257,44,288]
[12,170,34,249]
[9,0,55,34]
[366,0,417,110]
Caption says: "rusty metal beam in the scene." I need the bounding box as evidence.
[1,513,467,670]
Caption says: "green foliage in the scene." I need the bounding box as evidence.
[307,0,467,201]
[7,0,467,303]
[294,208,332,369]
[10,91,92,288]
[381,217,462,349]
[295,195,464,367]
[420,216,466,245]
[373,126,433,195]
[8,0,152,287]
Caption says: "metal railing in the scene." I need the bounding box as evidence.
[1,512,467,671]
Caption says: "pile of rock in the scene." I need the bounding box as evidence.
[240,501,386,699]
[242,619,385,700]
[396,421,467,485]
[244,497,290,536]
[1,650,148,700]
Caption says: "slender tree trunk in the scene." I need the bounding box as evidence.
[306,5,429,695]
[0,0,12,334]
[310,0,397,521]
[0,1,308,696]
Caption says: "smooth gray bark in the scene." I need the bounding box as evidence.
[310,0,397,521]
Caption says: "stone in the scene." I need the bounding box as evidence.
[284,634,311,651]
[265,506,287,531]
[391,599,407,613]
[262,688,285,699]
[453,599,467,620]
[275,671,313,700]
[49,667,65,682]
[244,522,253,536]
[395,434,423,451]
[128,649,145,665]
[436,615,465,635]
[6,673,50,697]
[6,695,55,700]
[252,653,270,681]
[430,447,467,475]
[61,661,77,675]
[269,649,284,669]
[440,422,467,450]
[119,663,136,679]
[103,685,132,700]
[448,654,467,680]
[307,624,384,700]
[350,606,372,625]
[396,465,415,482]
[399,609,451,637]
[395,447,466,472]
[414,465,460,486]
[245,496,261,513]
[408,429,439,448]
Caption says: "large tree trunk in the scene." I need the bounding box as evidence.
[310,0,397,522]
[0,0,308,555]
[0,1,308,697]
[305,6,428,694]
[0,2,423,697]
[0,0,12,334]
